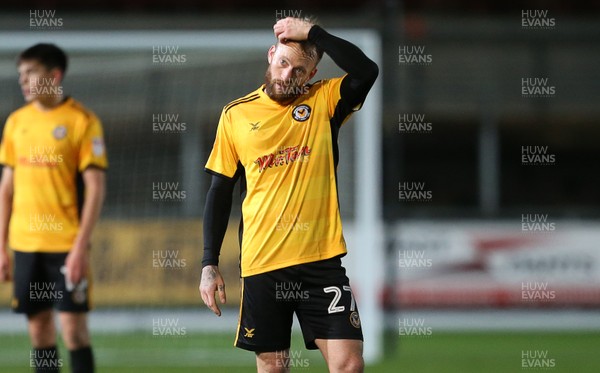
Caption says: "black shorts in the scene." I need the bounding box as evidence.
[12,251,91,315]
[235,255,363,352]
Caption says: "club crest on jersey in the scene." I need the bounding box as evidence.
[292,104,311,122]
[53,125,67,140]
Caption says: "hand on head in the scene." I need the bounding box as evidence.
[273,17,314,43]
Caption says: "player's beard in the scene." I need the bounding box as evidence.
[264,68,304,105]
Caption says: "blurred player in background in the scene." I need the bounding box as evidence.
[200,17,378,372]
[0,44,107,373]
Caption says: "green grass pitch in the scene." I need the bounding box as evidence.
[0,331,599,372]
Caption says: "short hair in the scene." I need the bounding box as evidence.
[276,16,324,64]
[281,40,324,64]
[18,43,68,73]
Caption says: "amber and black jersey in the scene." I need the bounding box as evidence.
[0,97,108,252]
[203,25,378,277]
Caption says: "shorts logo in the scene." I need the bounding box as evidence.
[292,104,311,122]
[350,311,361,329]
[244,327,255,338]
[53,125,67,140]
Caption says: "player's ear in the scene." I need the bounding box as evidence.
[49,67,64,85]
[267,45,276,64]
[308,68,317,81]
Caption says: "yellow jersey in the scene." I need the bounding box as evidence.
[206,77,357,277]
[0,97,108,252]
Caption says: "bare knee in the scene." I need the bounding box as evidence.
[63,328,89,350]
[331,355,364,373]
[59,312,90,350]
[256,350,290,373]
[27,309,56,348]
[317,339,364,373]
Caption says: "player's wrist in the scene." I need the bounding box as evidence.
[202,253,219,268]
[71,241,90,254]
[300,23,312,40]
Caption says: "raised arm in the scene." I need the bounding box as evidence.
[274,17,379,108]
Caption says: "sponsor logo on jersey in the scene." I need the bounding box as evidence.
[22,145,63,167]
[292,104,311,122]
[254,145,311,173]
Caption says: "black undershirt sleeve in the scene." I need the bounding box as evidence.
[308,25,379,111]
[203,28,377,268]
[202,170,239,268]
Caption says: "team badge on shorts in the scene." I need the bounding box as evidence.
[53,125,67,140]
[72,288,87,304]
[350,311,361,329]
[292,104,311,122]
